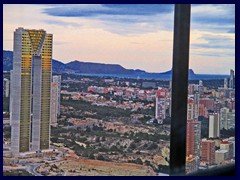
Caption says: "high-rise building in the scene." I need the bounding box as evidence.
[9,71,13,126]
[51,75,61,125]
[224,78,228,89]
[199,98,214,111]
[10,27,52,154]
[224,137,235,158]
[229,69,234,89]
[208,113,220,138]
[188,84,198,95]
[186,155,199,174]
[220,141,234,160]
[198,104,208,118]
[193,92,200,120]
[215,149,228,165]
[155,88,167,122]
[186,120,201,173]
[187,98,194,120]
[198,80,204,95]
[186,120,201,157]
[220,107,235,130]
[201,139,215,165]
[3,78,10,97]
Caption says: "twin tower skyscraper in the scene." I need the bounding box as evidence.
[10,27,52,154]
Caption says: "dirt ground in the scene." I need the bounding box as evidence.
[38,158,156,176]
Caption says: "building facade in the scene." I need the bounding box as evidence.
[155,88,167,122]
[186,120,201,158]
[224,78,228,89]
[3,78,10,97]
[51,75,61,125]
[10,27,52,154]
[201,139,215,165]
[220,141,234,160]
[208,113,220,138]
[186,155,199,174]
[220,107,235,130]
[229,69,234,89]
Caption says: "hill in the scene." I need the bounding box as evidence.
[3,50,228,80]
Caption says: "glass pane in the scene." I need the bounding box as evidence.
[186,4,235,175]
[3,4,174,176]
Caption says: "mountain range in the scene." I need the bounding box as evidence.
[3,50,228,80]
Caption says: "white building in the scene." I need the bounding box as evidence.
[3,78,10,97]
[215,149,228,165]
[155,88,167,122]
[220,107,235,130]
[51,75,61,125]
[209,113,220,138]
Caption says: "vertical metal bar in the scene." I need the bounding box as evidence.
[170,4,191,176]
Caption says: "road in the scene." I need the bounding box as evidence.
[26,163,44,176]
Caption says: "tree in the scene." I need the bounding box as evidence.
[144,160,151,166]
[135,158,143,165]
[96,154,105,161]
[89,153,95,159]
[129,142,136,149]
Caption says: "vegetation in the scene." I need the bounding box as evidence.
[4,170,33,176]
[220,128,235,138]
[61,99,132,119]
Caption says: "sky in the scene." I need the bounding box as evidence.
[3,4,235,74]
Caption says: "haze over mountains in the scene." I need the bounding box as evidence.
[3,50,228,80]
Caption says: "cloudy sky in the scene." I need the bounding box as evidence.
[3,4,235,74]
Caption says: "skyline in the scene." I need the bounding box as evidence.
[3,4,235,74]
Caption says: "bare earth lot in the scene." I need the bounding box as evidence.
[38,158,156,176]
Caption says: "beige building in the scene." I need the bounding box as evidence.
[220,141,234,160]
[215,149,228,165]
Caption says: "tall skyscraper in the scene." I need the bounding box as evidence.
[201,139,215,165]
[155,88,167,123]
[209,113,220,138]
[229,69,234,89]
[187,98,194,120]
[186,120,201,157]
[10,27,52,154]
[186,120,201,173]
[51,75,61,125]
[3,78,10,97]
[198,80,204,95]
[193,92,200,120]
[224,78,228,89]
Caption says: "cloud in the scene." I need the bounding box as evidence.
[43,4,174,17]
[43,19,82,27]
[42,4,175,35]
[191,35,234,49]
[54,41,71,46]
[190,33,234,58]
[191,4,235,33]
[191,52,234,57]
[228,29,235,33]
[41,4,235,36]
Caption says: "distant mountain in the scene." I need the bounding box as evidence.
[160,69,195,76]
[3,50,228,80]
[2,50,152,75]
[65,60,136,75]
[52,59,66,73]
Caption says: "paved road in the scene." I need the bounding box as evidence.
[26,163,44,176]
